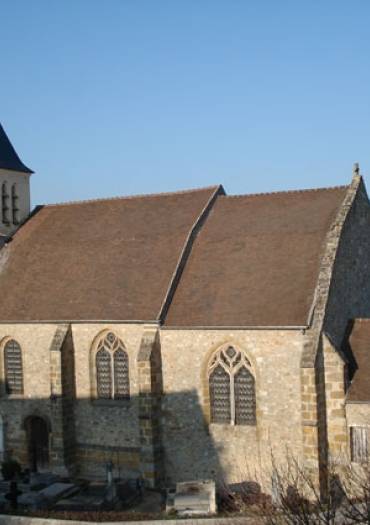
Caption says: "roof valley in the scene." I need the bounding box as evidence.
[157,185,224,323]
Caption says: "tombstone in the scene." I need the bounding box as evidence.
[106,461,113,487]
[37,482,77,503]
[167,480,217,516]
[104,461,116,504]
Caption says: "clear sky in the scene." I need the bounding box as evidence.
[1,1,370,206]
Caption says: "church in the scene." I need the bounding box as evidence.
[0,123,369,495]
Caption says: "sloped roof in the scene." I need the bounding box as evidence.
[164,186,347,326]
[344,319,370,402]
[0,186,218,321]
[0,124,33,174]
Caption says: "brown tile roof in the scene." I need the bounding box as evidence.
[0,187,218,321]
[164,186,347,327]
[344,319,370,403]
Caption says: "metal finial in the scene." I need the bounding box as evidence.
[353,162,360,176]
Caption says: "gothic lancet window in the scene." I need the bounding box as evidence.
[95,332,129,400]
[113,349,130,399]
[1,183,9,224]
[4,339,24,395]
[96,348,112,399]
[208,346,256,426]
[11,184,19,225]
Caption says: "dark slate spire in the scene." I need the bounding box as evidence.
[0,123,33,174]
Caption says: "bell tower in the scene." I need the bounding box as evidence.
[0,123,33,239]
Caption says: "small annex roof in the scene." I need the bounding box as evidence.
[164,185,348,327]
[343,319,370,403]
[0,186,219,321]
[0,123,33,174]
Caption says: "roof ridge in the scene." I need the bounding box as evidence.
[225,184,348,199]
[44,185,221,208]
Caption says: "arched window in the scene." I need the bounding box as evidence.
[94,332,129,400]
[4,339,23,395]
[1,183,9,224]
[11,184,19,225]
[208,345,256,426]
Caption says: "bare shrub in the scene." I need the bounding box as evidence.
[257,454,344,525]
[218,480,271,515]
[337,460,370,523]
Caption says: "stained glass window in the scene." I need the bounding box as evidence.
[210,365,231,423]
[234,366,256,425]
[4,339,23,395]
[95,333,129,400]
[208,346,256,426]
[96,348,112,399]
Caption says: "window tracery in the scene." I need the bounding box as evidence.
[95,332,129,400]
[208,345,256,425]
[4,339,23,395]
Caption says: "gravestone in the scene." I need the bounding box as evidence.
[167,479,217,516]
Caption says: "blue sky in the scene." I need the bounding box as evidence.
[1,1,370,205]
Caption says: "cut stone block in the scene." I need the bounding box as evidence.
[167,479,217,516]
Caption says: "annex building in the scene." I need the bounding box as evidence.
[0,123,369,494]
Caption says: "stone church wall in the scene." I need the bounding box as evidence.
[346,403,370,429]
[319,181,370,466]
[70,323,145,479]
[323,181,370,347]
[0,324,59,466]
[159,329,305,489]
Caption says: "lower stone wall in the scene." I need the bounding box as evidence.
[0,398,54,467]
[0,325,58,469]
[71,325,143,479]
[75,443,140,480]
[0,322,309,490]
[160,328,305,491]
